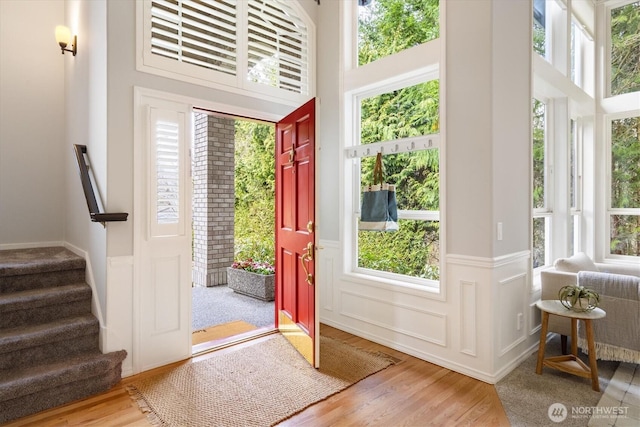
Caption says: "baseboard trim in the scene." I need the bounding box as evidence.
[63,242,106,333]
[0,241,65,251]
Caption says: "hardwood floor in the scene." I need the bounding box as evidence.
[4,325,510,427]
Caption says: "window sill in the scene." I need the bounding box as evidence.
[340,270,443,300]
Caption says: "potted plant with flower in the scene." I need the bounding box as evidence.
[227,259,276,301]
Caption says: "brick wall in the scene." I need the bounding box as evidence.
[192,113,235,287]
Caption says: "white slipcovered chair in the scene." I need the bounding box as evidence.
[540,252,640,362]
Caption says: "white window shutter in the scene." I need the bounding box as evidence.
[247,0,309,95]
[149,106,188,237]
[150,0,238,76]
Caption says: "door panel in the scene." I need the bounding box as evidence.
[281,248,295,318]
[135,95,192,373]
[275,98,317,367]
[151,255,181,332]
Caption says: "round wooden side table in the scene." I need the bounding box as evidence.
[535,299,606,391]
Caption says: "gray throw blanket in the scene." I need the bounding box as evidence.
[576,271,640,363]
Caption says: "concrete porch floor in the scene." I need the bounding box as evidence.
[192,285,275,331]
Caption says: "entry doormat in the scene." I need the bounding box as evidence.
[128,334,396,426]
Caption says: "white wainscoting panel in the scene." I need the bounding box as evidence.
[319,242,542,383]
[105,256,134,377]
[340,290,447,346]
[529,300,542,336]
[460,280,477,356]
[498,272,528,356]
[151,256,182,333]
[318,239,336,313]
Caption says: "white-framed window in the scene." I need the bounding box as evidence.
[534,0,596,95]
[533,0,548,58]
[606,1,640,97]
[533,0,568,64]
[569,118,583,255]
[532,97,552,269]
[343,0,441,291]
[531,97,587,268]
[137,0,314,105]
[570,14,594,94]
[607,113,640,258]
[532,0,599,269]
[346,78,440,289]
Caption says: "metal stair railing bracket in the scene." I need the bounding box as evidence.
[73,144,128,227]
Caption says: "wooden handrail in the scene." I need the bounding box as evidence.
[73,144,128,225]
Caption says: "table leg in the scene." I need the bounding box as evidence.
[536,311,549,374]
[584,319,600,392]
[571,318,578,356]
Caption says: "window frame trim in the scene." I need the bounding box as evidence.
[605,110,640,259]
[345,76,442,289]
[603,0,639,99]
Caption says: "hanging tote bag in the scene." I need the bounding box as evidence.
[360,153,399,231]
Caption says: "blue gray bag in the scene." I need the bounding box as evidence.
[360,153,398,231]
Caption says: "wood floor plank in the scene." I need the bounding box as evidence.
[4,324,510,426]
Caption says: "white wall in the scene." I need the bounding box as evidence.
[316,0,342,242]
[62,0,109,324]
[0,0,66,247]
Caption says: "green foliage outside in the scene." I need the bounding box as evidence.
[357,0,441,281]
[532,99,546,267]
[611,2,640,96]
[533,20,545,57]
[610,117,640,256]
[609,3,640,256]
[532,99,545,210]
[234,120,275,265]
[358,0,439,67]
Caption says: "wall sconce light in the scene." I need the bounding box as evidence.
[55,25,77,56]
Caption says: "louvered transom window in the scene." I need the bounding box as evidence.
[247,0,308,94]
[140,0,313,102]
[151,0,237,76]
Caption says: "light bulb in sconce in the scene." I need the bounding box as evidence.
[55,25,77,56]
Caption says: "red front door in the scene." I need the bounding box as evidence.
[275,98,317,367]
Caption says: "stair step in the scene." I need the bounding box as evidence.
[0,283,92,329]
[0,315,99,370]
[0,246,128,424]
[0,350,127,424]
[0,247,85,293]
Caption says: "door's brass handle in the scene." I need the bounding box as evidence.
[300,242,314,285]
[284,145,295,166]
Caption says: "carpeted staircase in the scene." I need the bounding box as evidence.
[0,247,127,424]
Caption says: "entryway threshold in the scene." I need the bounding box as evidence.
[192,326,277,358]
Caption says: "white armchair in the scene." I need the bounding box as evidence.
[540,252,640,357]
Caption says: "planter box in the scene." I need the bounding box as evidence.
[227,267,275,301]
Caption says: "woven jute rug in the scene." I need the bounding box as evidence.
[128,334,396,426]
[192,320,258,345]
